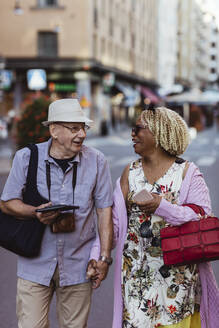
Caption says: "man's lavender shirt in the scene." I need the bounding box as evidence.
[1,139,113,287]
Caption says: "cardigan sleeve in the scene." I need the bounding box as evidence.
[155,165,212,226]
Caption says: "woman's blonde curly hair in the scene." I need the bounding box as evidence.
[140,107,190,156]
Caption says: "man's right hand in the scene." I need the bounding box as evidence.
[35,202,60,225]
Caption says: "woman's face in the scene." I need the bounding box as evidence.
[131,118,156,156]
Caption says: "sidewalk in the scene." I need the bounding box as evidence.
[0,137,15,175]
[0,158,12,175]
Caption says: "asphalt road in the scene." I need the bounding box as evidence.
[0,124,219,328]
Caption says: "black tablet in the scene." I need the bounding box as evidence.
[35,204,79,213]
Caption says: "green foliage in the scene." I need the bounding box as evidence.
[16,97,51,149]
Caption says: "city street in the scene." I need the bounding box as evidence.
[0,125,219,328]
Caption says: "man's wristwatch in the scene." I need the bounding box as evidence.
[99,255,113,265]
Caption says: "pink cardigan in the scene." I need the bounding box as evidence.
[90,162,219,328]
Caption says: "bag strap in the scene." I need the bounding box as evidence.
[46,162,51,201]
[181,163,206,216]
[72,162,78,205]
[46,161,78,204]
[182,161,190,180]
[182,203,205,216]
[25,144,38,188]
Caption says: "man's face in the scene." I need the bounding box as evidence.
[50,122,88,157]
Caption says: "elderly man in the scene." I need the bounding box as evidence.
[0,98,113,328]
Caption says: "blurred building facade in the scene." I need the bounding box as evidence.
[0,0,159,134]
[194,2,210,87]
[206,14,219,87]
[176,0,219,89]
[196,0,219,88]
[0,0,218,134]
[176,0,198,87]
[157,0,178,89]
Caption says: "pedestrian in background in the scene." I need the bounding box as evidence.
[214,103,219,131]
[90,106,219,328]
[0,98,113,328]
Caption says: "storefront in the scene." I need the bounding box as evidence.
[4,57,159,135]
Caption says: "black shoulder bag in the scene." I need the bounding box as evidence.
[0,144,48,258]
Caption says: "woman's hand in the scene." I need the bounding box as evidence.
[35,202,60,225]
[86,259,102,289]
[135,193,162,215]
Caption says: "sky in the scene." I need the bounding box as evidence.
[204,0,219,26]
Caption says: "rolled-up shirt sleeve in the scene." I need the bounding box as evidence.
[155,166,212,226]
[94,153,113,208]
[1,148,30,201]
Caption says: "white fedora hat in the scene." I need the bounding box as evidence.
[42,98,93,126]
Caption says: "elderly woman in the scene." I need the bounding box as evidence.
[89,107,219,328]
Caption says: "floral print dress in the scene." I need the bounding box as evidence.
[122,159,201,328]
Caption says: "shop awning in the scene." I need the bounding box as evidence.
[167,89,219,105]
[115,82,140,107]
[141,86,160,104]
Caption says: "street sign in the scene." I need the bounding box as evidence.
[77,79,91,109]
[48,82,76,92]
[27,69,47,90]
[0,70,13,90]
[0,57,5,102]
[103,72,115,87]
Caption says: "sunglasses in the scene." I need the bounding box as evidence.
[131,124,147,135]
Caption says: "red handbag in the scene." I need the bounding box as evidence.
[160,204,219,266]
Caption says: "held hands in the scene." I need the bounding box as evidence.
[35,202,60,225]
[86,259,109,289]
[134,193,162,216]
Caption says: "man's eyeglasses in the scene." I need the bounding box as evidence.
[132,124,147,135]
[59,124,90,134]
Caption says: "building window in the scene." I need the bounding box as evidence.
[94,7,98,28]
[131,34,135,48]
[93,34,97,58]
[101,38,105,55]
[38,32,58,57]
[211,68,216,74]
[131,0,136,11]
[101,0,105,16]
[211,55,216,60]
[37,0,57,7]
[121,26,126,43]
[109,17,113,37]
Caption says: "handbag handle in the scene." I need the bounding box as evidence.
[182,203,205,216]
